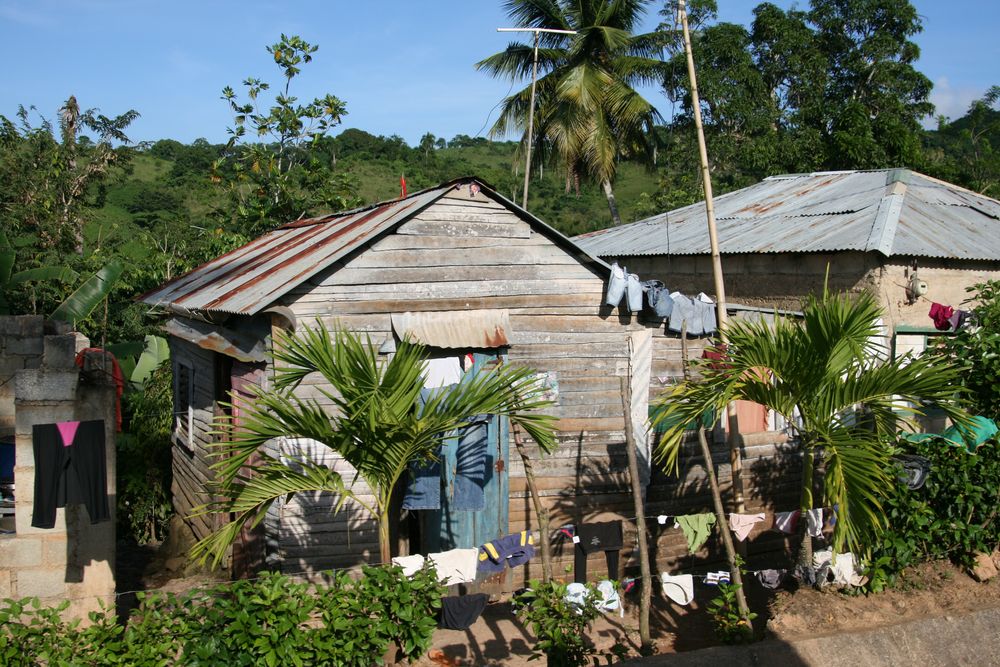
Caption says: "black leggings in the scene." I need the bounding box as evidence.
[32,420,110,529]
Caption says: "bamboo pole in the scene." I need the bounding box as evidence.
[620,341,651,650]
[512,425,553,582]
[679,324,751,624]
[677,0,745,515]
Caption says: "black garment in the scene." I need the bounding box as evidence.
[574,521,623,583]
[32,420,110,529]
[438,594,488,630]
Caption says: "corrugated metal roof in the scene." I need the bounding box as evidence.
[140,186,450,315]
[140,177,610,316]
[574,170,1000,260]
[391,310,510,348]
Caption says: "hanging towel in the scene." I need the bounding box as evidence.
[773,510,800,534]
[728,512,766,542]
[428,548,479,584]
[928,303,954,331]
[438,594,489,630]
[391,554,425,577]
[675,513,716,553]
[659,573,695,606]
[805,508,825,538]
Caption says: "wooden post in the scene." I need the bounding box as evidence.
[620,372,652,651]
[679,325,752,624]
[677,0,745,516]
[512,425,553,582]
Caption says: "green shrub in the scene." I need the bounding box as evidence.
[706,581,755,644]
[867,435,1000,591]
[0,565,445,666]
[515,580,608,667]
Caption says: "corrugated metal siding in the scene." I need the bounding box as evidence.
[140,187,449,315]
[575,170,1000,260]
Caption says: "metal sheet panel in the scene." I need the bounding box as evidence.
[140,186,450,314]
[574,170,1000,260]
[391,309,511,348]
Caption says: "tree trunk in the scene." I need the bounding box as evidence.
[602,180,623,226]
[513,426,552,582]
[620,375,652,652]
[680,325,752,628]
[797,447,815,569]
[378,504,392,565]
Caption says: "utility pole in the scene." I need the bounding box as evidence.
[497,26,577,210]
[676,0,746,517]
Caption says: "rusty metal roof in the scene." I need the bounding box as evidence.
[140,177,608,316]
[574,170,1000,261]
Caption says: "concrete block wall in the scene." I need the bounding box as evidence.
[0,316,116,621]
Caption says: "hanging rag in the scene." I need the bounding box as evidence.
[32,420,110,529]
[606,262,627,307]
[595,580,621,613]
[813,548,867,588]
[805,508,825,538]
[659,573,695,606]
[452,414,491,511]
[478,531,535,574]
[391,554,425,577]
[728,512,766,542]
[773,510,800,534]
[667,293,699,335]
[422,357,463,388]
[574,521,624,583]
[756,569,787,590]
[928,303,954,331]
[948,309,970,331]
[696,293,718,334]
[643,280,675,319]
[438,594,488,630]
[704,571,731,585]
[427,548,479,585]
[675,513,716,554]
[625,271,643,312]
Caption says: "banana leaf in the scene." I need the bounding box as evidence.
[50,259,124,325]
[130,335,170,388]
[10,266,79,284]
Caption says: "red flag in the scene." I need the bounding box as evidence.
[400,174,407,197]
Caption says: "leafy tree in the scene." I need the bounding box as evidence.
[0,97,138,254]
[215,34,362,235]
[419,132,437,158]
[655,0,934,201]
[478,0,666,225]
[191,325,558,567]
[925,87,1000,197]
[652,290,967,566]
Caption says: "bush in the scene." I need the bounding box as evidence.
[515,580,610,667]
[0,566,445,665]
[867,435,1000,591]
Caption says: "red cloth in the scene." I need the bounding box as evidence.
[75,348,125,431]
[701,343,730,371]
[928,303,954,331]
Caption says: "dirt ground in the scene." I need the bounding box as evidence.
[117,540,1000,666]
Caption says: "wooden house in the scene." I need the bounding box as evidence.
[141,177,800,583]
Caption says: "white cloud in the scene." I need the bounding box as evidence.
[927,76,984,125]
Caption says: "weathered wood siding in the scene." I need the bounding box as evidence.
[255,186,803,580]
[168,337,219,542]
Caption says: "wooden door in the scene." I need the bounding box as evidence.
[422,350,509,552]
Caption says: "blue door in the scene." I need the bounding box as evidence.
[422,350,509,552]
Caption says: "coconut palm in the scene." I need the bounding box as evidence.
[191,324,558,567]
[651,290,967,565]
[477,0,666,225]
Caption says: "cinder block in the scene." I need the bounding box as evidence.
[42,537,69,567]
[5,337,43,356]
[14,369,79,403]
[0,354,25,375]
[43,335,78,369]
[0,567,11,598]
[0,315,43,337]
[0,536,42,567]
[15,504,66,535]
[15,568,67,599]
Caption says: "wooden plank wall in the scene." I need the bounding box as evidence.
[267,185,803,581]
[168,338,220,542]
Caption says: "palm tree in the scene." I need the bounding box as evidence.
[477,0,666,225]
[651,290,967,566]
[191,324,558,567]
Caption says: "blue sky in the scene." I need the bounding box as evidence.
[0,1,996,146]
